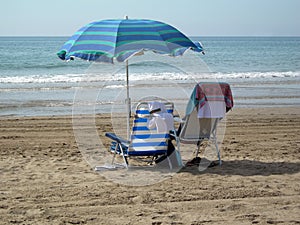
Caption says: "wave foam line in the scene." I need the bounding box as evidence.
[0,71,299,84]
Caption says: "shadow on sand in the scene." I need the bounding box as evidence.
[180,159,300,176]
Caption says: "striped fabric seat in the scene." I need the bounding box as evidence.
[135,108,150,118]
[129,117,169,156]
[105,103,172,167]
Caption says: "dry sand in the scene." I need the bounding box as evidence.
[0,107,299,225]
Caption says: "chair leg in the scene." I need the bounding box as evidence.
[119,144,128,168]
[111,143,118,165]
[166,155,173,170]
[213,139,222,166]
[195,141,202,157]
[212,120,221,165]
[150,155,157,165]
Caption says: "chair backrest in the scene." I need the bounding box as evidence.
[179,106,219,144]
[135,101,174,116]
[128,109,169,156]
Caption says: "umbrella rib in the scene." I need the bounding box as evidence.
[113,20,125,62]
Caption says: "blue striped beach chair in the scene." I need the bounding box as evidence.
[105,101,175,168]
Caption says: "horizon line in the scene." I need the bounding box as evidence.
[0,35,300,38]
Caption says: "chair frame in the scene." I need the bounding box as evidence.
[105,100,178,169]
[179,108,222,165]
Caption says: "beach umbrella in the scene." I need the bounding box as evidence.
[57,18,204,138]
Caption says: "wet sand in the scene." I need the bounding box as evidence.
[0,107,299,224]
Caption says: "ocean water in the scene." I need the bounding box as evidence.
[0,36,299,117]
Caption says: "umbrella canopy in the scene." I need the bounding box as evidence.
[57,18,204,138]
[57,19,204,63]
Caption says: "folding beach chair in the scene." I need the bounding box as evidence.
[179,107,222,165]
[179,82,234,166]
[105,100,180,169]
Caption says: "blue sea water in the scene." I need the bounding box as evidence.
[0,36,299,116]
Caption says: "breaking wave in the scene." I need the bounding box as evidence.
[0,71,299,84]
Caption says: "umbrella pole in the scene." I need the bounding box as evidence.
[124,15,131,140]
[126,60,131,140]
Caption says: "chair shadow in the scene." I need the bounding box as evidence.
[180,159,300,176]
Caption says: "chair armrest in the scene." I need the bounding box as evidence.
[105,132,130,145]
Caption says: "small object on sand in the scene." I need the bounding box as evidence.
[185,157,201,167]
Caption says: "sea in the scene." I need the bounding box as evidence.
[0,36,299,117]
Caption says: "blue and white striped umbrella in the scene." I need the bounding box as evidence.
[57,18,204,138]
[57,19,204,63]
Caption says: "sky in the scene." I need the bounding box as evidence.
[1,0,300,36]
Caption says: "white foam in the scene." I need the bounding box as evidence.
[105,85,124,89]
[0,71,299,84]
[211,71,300,79]
[0,74,83,83]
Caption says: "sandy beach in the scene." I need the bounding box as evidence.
[0,107,299,224]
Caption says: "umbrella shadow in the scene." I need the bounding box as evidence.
[180,159,300,176]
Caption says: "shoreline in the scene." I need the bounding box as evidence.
[1,105,299,121]
[1,75,300,117]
